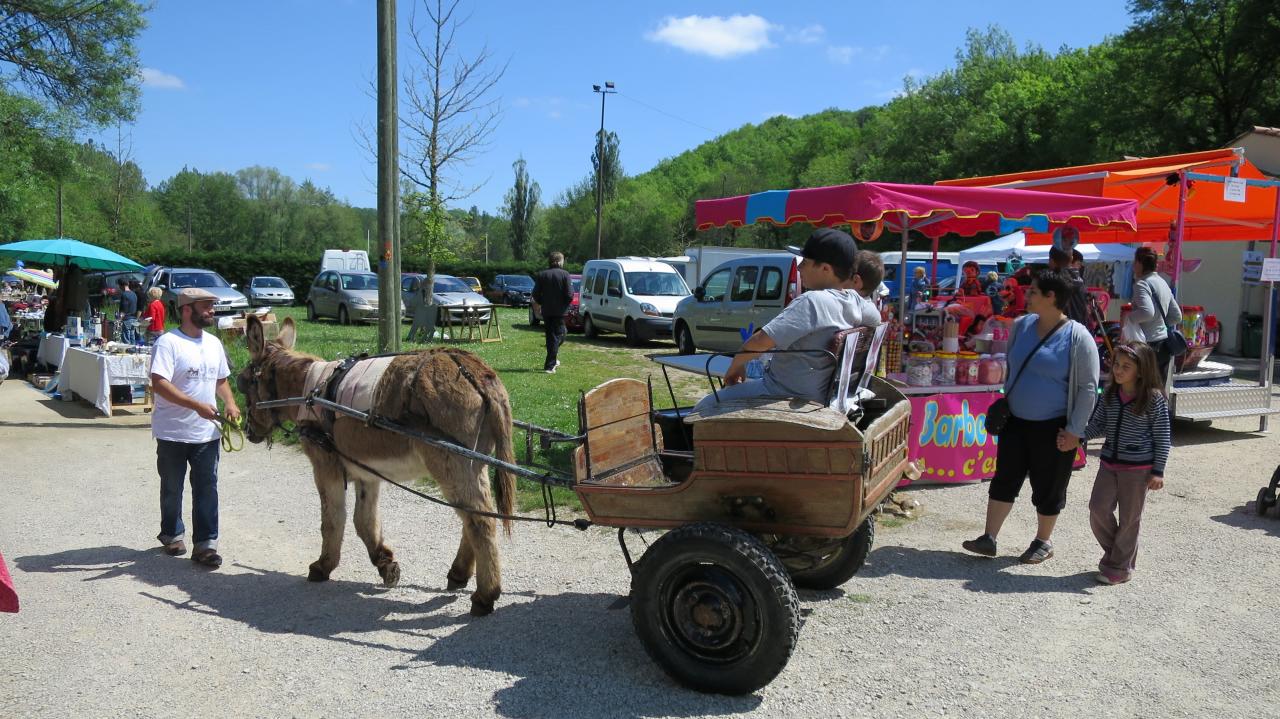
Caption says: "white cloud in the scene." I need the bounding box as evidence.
[512,97,531,108]
[140,67,185,90]
[646,15,775,59]
[827,46,857,64]
[512,96,566,120]
[785,24,824,44]
[306,162,332,172]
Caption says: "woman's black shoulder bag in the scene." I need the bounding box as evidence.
[984,319,1068,436]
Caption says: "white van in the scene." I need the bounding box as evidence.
[580,257,691,345]
[320,249,371,273]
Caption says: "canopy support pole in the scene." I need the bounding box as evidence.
[897,213,910,327]
[930,236,940,287]
[1261,188,1279,431]
[1171,171,1189,297]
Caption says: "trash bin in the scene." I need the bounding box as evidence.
[1242,314,1263,358]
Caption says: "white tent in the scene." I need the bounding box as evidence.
[958,232,1137,265]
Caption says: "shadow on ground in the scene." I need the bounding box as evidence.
[859,545,1097,595]
[1210,503,1280,538]
[16,545,758,717]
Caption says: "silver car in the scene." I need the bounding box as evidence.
[672,254,799,354]
[401,274,492,323]
[246,276,295,307]
[146,267,251,317]
[307,270,401,324]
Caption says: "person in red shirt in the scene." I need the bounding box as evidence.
[141,286,166,343]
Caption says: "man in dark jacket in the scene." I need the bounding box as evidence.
[532,252,573,374]
[1049,245,1090,327]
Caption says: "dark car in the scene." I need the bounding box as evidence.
[485,274,535,307]
[85,271,145,311]
[529,274,584,331]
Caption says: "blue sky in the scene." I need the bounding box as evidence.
[116,1,1134,214]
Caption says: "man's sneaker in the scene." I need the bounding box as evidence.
[554,360,561,368]
[163,540,186,556]
[961,534,997,557]
[1019,539,1054,564]
[545,367,556,374]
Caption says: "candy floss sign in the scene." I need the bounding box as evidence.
[905,392,1001,484]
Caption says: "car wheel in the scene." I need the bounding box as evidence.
[529,307,540,326]
[675,322,696,355]
[624,318,642,346]
[583,314,598,338]
[307,302,317,321]
[338,305,350,325]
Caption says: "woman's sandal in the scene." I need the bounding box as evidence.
[191,549,223,569]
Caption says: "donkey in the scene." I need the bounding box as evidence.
[237,315,516,616]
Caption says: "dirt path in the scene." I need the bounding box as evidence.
[1,379,1278,718]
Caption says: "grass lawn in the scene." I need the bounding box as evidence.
[220,306,709,511]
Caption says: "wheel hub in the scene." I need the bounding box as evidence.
[664,567,756,662]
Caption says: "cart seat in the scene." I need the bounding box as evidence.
[572,378,672,487]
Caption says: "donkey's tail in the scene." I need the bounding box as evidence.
[489,393,517,536]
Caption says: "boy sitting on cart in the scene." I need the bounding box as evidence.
[693,228,880,412]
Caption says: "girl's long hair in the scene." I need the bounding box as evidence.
[1108,341,1163,416]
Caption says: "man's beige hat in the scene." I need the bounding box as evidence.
[174,287,219,307]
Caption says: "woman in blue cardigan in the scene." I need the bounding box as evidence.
[963,269,1100,564]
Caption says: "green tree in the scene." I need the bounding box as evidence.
[504,156,539,261]
[591,129,622,202]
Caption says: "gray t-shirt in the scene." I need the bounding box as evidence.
[760,288,880,402]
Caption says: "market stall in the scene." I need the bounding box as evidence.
[693,181,1136,483]
[60,346,152,416]
[939,148,1280,428]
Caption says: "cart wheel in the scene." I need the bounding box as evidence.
[1257,486,1277,517]
[767,514,876,590]
[630,522,800,695]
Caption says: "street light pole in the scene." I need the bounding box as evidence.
[592,81,616,259]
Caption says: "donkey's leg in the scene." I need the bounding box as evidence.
[353,478,399,587]
[445,522,475,591]
[462,508,502,617]
[430,452,502,615]
[307,457,347,582]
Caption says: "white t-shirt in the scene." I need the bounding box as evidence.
[150,328,230,443]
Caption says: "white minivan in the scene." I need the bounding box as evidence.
[580,257,691,345]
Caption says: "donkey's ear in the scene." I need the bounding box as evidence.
[245,315,266,357]
[276,316,297,350]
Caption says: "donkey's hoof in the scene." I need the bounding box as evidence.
[446,569,470,591]
[307,563,331,582]
[469,596,495,617]
[380,561,401,588]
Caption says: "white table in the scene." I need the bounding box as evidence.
[62,347,152,416]
[884,374,1005,396]
[37,333,76,368]
[650,353,732,378]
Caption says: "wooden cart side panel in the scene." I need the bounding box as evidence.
[576,472,863,537]
[860,402,913,512]
[581,378,651,429]
[576,377,668,487]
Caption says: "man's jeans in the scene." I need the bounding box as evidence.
[156,439,220,551]
[543,315,567,370]
[120,317,140,345]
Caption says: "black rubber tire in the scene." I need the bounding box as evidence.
[338,305,350,326]
[1258,486,1276,517]
[583,314,598,338]
[767,514,876,590]
[630,522,800,695]
[529,307,540,326]
[624,318,642,346]
[675,322,696,355]
[306,302,317,321]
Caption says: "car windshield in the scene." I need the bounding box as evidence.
[434,277,471,293]
[624,272,688,296]
[253,277,288,288]
[341,273,378,290]
[171,272,230,289]
[505,276,534,289]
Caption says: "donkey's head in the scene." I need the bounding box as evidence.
[237,315,299,444]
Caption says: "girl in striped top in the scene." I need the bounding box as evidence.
[1082,342,1171,585]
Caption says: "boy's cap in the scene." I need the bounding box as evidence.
[788,228,857,272]
[174,287,219,307]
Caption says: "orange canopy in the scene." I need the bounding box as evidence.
[937,148,1280,244]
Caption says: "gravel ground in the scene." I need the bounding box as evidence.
[2,378,1279,718]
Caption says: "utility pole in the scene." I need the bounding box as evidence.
[592,81,615,259]
[376,0,401,352]
[484,232,489,263]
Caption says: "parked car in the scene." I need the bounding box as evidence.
[529,274,584,331]
[460,276,483,293]
[306,270,401,324]
[144,267,250,317]
[401,273,492,324]
[246,276,295,307]
[579,258,690,345]
[485,274,535,306]
[672,254,801,354]
[85,270,145,311]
